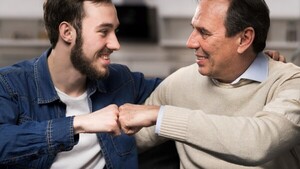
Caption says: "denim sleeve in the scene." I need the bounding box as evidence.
[131,71,162,104]
[0,85,78,164]
[0,118,77,164]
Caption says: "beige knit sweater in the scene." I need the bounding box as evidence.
[136,58,300,169]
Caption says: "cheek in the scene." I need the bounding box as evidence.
[201,37,220,53]
[84,37,99,49]
[202,42,219,60]
[82,39,102,55]
[82,31,104,49]
[205,41,229,67]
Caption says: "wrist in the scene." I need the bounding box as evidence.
[150,106,160,125]
[73,115,85,134]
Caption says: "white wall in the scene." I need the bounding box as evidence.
[0,0,43,19]
[149,0,300,18]
[265,0,300,19]
[0,0,299,19]
[144,0,196,17]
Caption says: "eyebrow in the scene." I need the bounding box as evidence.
[97,23,119,29]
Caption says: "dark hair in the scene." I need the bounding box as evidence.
[224,0,270,54]
[43,0,112,48]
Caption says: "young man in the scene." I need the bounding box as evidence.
[0,0,160,168]
[118,0,300,168]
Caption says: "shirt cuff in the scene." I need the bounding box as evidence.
[155,106,165,134]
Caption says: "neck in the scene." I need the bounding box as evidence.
[216,51,257,83]
[48,48,87,97]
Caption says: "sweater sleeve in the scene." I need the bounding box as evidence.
[143,65,300,166]
[160,105,300,166]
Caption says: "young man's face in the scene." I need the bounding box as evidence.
[71,2,120,80]
[186,0,242,83]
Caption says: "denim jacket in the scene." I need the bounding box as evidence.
[0,49,161,169]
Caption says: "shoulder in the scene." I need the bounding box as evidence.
[154,63,207,93]
[101,63,148,91]
[106,64,141,84]
[108,63,132,78]
[269,59,300,78]
[0,58,36,83]
[0,58,37,95]
[163,63,204,84]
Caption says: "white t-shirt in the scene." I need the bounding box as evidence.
[51,88,105,169]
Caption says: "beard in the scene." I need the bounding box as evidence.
[70,34,110,80]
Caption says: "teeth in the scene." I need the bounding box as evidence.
[198,56,208,59]
[102,55,110,60]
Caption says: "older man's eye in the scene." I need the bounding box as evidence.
[199,28,211,39]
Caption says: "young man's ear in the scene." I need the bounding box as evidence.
[237,27,255,54]
[59,21,74,44]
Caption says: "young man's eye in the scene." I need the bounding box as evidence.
[99,30,108,36]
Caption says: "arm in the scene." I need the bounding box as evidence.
[119,97,300,166]
[0,85,121,165]
[130,70,162,104]
[0,91,76,164]
[119,72,300,166]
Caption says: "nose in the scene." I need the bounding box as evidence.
[107,32,121,51]
[186,30,200,49]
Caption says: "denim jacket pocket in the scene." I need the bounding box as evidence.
[110,133,135,156]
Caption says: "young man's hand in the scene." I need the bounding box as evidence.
[73,104,121,135]
[265,50,286,62]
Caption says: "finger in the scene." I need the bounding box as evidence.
[120,121,130,134]
[265,50,279,60]
[120,103,146,112]
[122,127,139,135]
[119,120,138,135]
[112,125,121,136]
[279,55,286,63]
[273,51,280,60]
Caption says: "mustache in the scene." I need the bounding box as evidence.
[98,48,113,55]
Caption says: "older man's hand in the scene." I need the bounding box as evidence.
[118,103,160,135]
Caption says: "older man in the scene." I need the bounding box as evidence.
[119,0,300,168]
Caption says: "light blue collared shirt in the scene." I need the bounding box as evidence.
[231,52,268,84]
[155,52,269,133]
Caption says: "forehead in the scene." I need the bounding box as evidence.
[192,0,229,25]
[83,1,119,26]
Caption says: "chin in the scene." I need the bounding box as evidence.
[198,68,206,75]
[86,67,109,80]
[97,70,109,79]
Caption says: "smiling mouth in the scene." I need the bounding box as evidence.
[97,48,113,60]
[196,54,209,61]
[197,56,208,60]
[195,49,209,59]
[101,54,110,60]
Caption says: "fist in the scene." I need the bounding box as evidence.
[118,103,160,135]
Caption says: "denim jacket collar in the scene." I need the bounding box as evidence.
[34,48,107,104]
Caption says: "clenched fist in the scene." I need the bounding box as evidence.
[73,104,121,135]
[118,103,160,135]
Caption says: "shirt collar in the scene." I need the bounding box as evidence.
[35,48,59,104]
[231,52,268,84]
